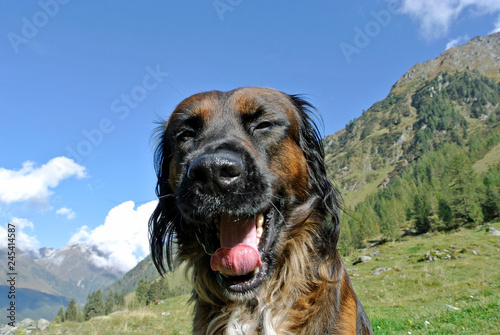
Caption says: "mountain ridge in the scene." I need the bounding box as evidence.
[323,32,500,207]
[0,242,126,322]
[392,33,500,91]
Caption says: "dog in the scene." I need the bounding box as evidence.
[149,87,373,334]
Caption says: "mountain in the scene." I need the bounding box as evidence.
[0,248,65,296]
[323,32,500,206]
[34,243,123,298]
[322,32,500,253]
[107,245,190,297]
[107,254,160,295]
[392,34,500,90]
[0,243,125,322]
[0,286,69,325]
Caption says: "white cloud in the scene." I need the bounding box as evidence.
[56,207,76,220]
[445,34,470,49]
[395,0,500,39]
[0,157,86,207]
[0,218,40,256]
[69,200,157,273]
[491,14,500,33]
[68,225,91,245]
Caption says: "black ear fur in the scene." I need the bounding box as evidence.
[289,95,341,247]
[148,124,181,275]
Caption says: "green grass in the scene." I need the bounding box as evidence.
[473,142,500,174]
[342,165,395,207]
[29,295,193,335]
[30,223,500,334]
[349,222,500,334]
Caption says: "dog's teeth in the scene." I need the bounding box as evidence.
[253,268,259,275]
[256,214,264,228]
[256,227,263,238]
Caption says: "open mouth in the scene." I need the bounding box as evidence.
[210,209,275,293]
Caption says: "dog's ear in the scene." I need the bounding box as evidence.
[289,95,341,245]
[149,124,180,275]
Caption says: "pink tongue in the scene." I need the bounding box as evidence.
[210,215,262,276]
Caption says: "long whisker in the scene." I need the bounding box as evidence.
[194,227,214,256]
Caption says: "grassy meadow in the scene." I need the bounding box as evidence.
[28,222,499,335]
[351,223,500,334]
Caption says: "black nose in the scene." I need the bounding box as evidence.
[187,152,244,192]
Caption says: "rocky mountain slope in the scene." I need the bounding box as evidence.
[392,34,500,90]
[0,243,124,323]
[323,32,500,207]
[107,254,160,295]
[34,244,123,298]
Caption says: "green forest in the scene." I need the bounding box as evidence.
[55,276,191,324]
[55,290,126,323]
[337,70,500,255]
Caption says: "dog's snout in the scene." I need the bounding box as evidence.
[188,152,244,192]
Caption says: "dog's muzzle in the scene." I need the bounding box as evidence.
[187,151,245,194]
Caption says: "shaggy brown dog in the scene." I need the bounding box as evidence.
[149,87,373,334]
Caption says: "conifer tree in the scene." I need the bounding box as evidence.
[482,185,500,222]
[378,197,403,240]
[338,213,353,255]
[94,289,105,315]
[147,280,163,305]
[136,279,152,305]
[448,152,483,225]
[438,196,453,229]
[105,289,115,315]
[56,307,65,323]
[346,212,365,249]
[114,291,125,309]
[76,304,85,322]
[84,290,106,320]
[413,193,432,234]
[65,298,78,322]
[358,203,380,238]
[83,294,91,320]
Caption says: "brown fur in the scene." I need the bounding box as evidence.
[149,87,373,334]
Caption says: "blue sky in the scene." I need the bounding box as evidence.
[1,0,499,273]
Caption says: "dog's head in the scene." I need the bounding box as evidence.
[149,87,339,302]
